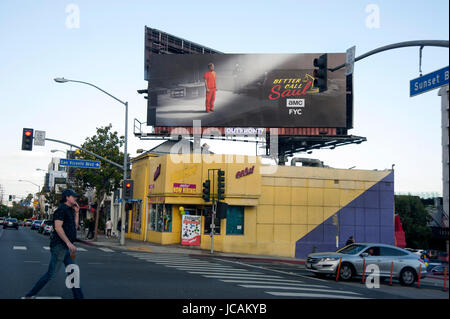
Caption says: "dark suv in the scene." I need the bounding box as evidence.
[3,218,19,230]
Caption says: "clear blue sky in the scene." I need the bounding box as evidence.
[0,0,448,200]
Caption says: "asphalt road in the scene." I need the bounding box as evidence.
[0,226,448,299]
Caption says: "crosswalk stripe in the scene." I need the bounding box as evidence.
[194,272,280,278]
[239,285,361,295]
[43,246,50,250]
[138,258,208,263]
[76,247,87,251]
[203,274,283,280]
[13,246,27,250]
[210,276,310,283]
[99,248,114,252]
[167,267,235,271]
[220,280,328,288]
[265,292,368,299]
[153,262,217,266]
[187,270,263,275]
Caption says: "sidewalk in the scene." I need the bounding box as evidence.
[76,231,306,264]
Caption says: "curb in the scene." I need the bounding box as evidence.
[77,238,306,264]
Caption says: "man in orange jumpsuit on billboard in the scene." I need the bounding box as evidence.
[203,63,217,112]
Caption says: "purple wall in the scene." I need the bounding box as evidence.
[295,172,394,259]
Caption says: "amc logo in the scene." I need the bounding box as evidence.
[286,99,305,107]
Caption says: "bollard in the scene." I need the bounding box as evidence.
[444,266,448,292]
[336,257,343,282]
[389,262,394,286]
[361,258,366,284]
[417,264,422,288]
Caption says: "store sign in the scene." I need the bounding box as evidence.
[181,215,201,246]
[173,183,197,194]
[235,166,255,179]
[154,164,161,181]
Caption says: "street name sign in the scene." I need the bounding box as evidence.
[410,66,449,97]
[345,46,356,76]
[59,158,101,169]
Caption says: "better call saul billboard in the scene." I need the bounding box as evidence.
[147,53,348,128]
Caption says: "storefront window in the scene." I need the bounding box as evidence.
[203,206,221,235]
[226,206,244,235]
[149,203,172,232]
[131,202,142,234]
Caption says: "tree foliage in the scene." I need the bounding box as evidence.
[395,195,432,249]
[74,124,125,241]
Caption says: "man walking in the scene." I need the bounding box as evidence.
[24,189,84,299]
[203,62,217,112]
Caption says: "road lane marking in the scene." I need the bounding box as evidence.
[137,257,207,262]
[13,246,27,250]
[98,248,114,252]
[216,258,328,282]
[76,247,87,251]
[203,274,283,280]
[193,272,281,278]
[265,292,368,299]
[220,280,328,288]
[43,246,50,250]
[187,270,264,275]
[167,266,249,271]
[208,276,310,283]
[239,285,361,295]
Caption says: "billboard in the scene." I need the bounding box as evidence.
[147,53,348,128]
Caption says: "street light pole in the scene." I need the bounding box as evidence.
[54,77,128,246]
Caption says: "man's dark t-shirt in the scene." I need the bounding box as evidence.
[50,203,77,247]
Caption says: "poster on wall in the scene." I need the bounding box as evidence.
[181,215,201,246]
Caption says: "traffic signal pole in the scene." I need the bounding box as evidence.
[328,40,448,72]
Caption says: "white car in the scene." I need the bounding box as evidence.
[306,243,428,286]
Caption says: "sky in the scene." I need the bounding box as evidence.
[0,0,448,202]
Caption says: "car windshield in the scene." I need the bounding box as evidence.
[336,244,367,255]
[7,219,17,222]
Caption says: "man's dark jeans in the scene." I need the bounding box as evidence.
[25,243,84,299]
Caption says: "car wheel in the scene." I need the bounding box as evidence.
[339,263,354,281]
[399,268,416,286]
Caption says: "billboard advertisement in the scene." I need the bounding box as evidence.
[147,53,348,128]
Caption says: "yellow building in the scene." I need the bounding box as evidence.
[126,152,395,259]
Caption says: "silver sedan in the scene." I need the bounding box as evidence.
[305,243,427,286]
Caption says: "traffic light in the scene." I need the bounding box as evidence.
[202,179,211,202]
[217,170,225,201]
[21,128,34,151]
[123,179,134,200]
[313,54,327,92]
